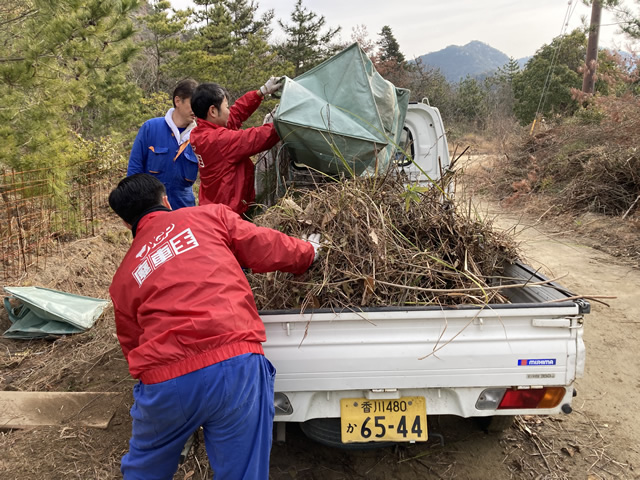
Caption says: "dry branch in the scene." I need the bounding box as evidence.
[248,176,520,310]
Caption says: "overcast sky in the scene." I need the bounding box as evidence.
[170,0,635,59]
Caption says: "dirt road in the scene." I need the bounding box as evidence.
[482,202,639,478]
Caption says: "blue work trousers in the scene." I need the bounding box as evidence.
[121,353,276,480]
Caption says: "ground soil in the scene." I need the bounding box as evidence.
[0,156,638,479]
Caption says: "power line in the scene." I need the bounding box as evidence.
[532,0,579,127]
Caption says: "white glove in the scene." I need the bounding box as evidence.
[302,233,323,261]
[263,106,278,124]
[260,76,283,96]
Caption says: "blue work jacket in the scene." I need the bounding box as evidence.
[127,116,198,209]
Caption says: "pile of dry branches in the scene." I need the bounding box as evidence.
[248,176,519,310]
[498,95,640,217]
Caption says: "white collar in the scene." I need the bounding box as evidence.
[165,108,196,145]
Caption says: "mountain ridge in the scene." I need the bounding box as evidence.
[415,40,530,82]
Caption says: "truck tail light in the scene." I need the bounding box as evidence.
[476,387,566,410]
[498,387,565,409]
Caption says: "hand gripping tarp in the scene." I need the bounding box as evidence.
[273,43,410,176]
[3,286,109,339]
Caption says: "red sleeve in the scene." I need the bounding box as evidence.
[227,90,262,130]
[217,123,280,164]
[217,205,314,275]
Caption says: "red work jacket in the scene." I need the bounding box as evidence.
[190,91,280,215]
[109,205,314,384]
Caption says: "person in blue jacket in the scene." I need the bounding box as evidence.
[127,79,199,209]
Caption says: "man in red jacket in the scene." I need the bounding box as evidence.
[108,174,319,480]
[190,78,283,216]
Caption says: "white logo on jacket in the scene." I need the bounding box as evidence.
[195,152,205,168]
[135,224,176,259]
[132,227,199,286]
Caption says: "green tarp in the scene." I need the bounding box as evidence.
[3,286,109,339]
[273,43,410,176]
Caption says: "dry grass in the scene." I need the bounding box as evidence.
[501,414,632,480]
[491,95,640,218]
[248,174,520,311]
[0,218,133,479]
[0,222,131,394]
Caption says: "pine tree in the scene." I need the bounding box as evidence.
[195,0,235,55]
[377,25,405,63]
[454,76,489,129]
[497,57,521,84]
[142,0,191,92]
[192,0,216,25]
[277,0,341,77]
[372,25,412,89]
[483,58,521,127]
[0,0,141,170]
[611,0,639,39]
[191,0,272,52]
[165,0,291,122]
[226,0,274,44]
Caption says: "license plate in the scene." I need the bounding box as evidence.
[340,396,427,443]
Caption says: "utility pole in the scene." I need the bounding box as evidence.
[582,0,602,94]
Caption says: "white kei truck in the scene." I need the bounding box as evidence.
[261,100,589,447]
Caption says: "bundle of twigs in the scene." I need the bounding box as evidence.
[248,175,519,310]
[497,96,640,217]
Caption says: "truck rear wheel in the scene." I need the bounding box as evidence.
[476,415,516,433]
[299,418,396,450]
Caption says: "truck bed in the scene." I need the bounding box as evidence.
[261,262,587,421]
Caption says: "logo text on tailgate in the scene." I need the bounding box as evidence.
[518,359,556,366]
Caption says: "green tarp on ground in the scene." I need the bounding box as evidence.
[273,43,410,176]
[3,286,109,339]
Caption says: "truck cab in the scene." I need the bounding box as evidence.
[395,99,450,185]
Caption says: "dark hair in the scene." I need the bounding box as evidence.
[191,83,229,119]
[172,78,198,107]
[109,174,166,224]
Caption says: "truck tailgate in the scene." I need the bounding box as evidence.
[262,303,585,393]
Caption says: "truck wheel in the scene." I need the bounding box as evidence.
[476,415,516,433]
[299,418,396,450]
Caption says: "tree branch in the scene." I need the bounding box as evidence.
[0,8,37,28]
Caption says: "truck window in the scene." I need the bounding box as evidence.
[395,127,414,168]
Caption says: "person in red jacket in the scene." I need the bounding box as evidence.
[108,174,320,480]
[190,78,283,216]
